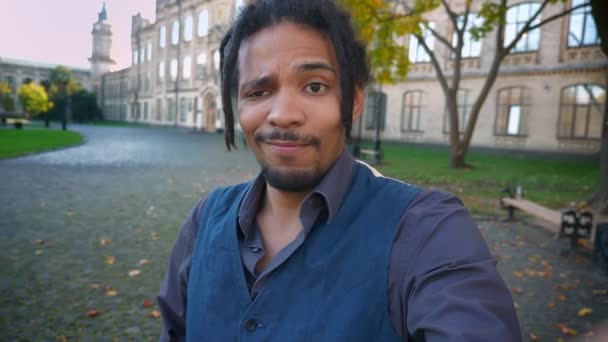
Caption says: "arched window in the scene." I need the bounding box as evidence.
[147,42,152,61]
[401,91,423,132]
[197,53,207,65]
[452,14,482,58]
[170,59,178,80]
[159,61,165,80]
[558,84,604,139]
[444,89,470,133]
[184,15,193,42]
[408,22,434,63]
[183,57,192,79]
[213,50,221,70]
[568,0,599,47]
[505,2,541,52]
[198,10,209,37]
[365,90,387,131]
[172,20,180,45]
[495,87,527,136]
[159,26,166,48]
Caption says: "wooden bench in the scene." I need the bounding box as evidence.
[500,197,561,234]
[6,118,29,129]
[358,148,382,164]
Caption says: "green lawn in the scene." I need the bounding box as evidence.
[87,120,151,128]
[373,143,598,216]
[0,129,83,159]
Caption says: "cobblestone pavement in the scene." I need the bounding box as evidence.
[0,125,606,341]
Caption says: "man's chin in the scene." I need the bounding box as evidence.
[261,166,323,192]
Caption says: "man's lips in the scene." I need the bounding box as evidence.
[264,140,310,153]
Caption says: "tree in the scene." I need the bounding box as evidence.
[589,0,607,213]
[341,0,590,168]
[0,81,16,112]
[17,83,53,117]
[49,66,81,130]
[70,89,102,122]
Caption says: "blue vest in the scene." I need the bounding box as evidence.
[187,162,421,341]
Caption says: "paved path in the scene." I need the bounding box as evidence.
[0,125,606,340]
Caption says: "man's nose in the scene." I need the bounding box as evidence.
[267,89,305,128]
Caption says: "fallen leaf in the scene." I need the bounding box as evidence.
[104,255,116,265]
[86,310,99,318]
[128,269,141,277]
[513,271,524,278]
[150,232,159,241]
[528,332,540,341]
[554,323,578,336]
[99,238,111,245]
[557,295,567,302]
[577,307,592,317]
[106,289,118,297]
[138,258,151,266]
[32,239,45,246]
[148,310,161,318]
[143,299,154,308]
[55,335,70,342]
[35,250,43,255]
[88,283,101,289]
[547,301,556,308]
[511,287,524,295]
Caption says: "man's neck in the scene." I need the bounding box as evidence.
[262,184,311,222]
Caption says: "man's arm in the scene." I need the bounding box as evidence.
[157,198,206,342]
[389,190,521,341]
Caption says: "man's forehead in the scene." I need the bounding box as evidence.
[236,22,338,78]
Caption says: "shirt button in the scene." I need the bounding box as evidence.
[244,319,258,332]
[249,247,262,253]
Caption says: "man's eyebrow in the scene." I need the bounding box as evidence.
[296,62,336,75]
[240,76,272,92]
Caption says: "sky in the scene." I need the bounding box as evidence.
[0,0,156,70]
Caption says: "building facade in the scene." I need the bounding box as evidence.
[99,0,606,154]
[0,57,91,112]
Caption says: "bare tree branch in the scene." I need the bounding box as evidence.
[503,0,549,53]
[528,3,588,31]
[441,0,459,29]
[416,34,450,95]
[426,25,456,52]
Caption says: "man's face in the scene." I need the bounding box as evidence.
[237,22,347,192]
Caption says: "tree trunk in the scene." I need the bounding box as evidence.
[44,112,50,128]
[450,143,466,168]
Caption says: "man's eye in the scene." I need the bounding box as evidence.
[247,90,270,98]
[305,82,326,93]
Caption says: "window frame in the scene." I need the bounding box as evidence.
[557,83,605,140]
[443,89,471,133]
[401,90,424,132]
[494,86,528,137]
[504,2,541,53]
[365,90,387,131]
[451,13,482,59]
[567,0,600,48]
[198,9,209,37]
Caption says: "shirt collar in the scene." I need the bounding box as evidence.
[237,148,356,238]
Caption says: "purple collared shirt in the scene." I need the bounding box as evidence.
[158,150,522,341]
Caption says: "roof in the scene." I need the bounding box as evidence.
[0,57,90,74]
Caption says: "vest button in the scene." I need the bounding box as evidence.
[244,319,258,332]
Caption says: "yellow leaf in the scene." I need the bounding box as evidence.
[88,283,101,289]
[106,289,118,297]
[512,271,523,278]
[104,255,116,265]
[128,269,141,277]
[148,310,161,318]
[577,307,592,316]
[99,238,111,245]
[138,258,151,266]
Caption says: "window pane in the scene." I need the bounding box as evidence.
[172,21,180,45]
[170,59,178,80]
[562,86,576,105]
[160,26,166,48]
[159,62,165,79]
[510,88,521,104]
[507,105,521,135]
[573,106,588,137]
[213,50,220,70]
[496,105,508,133]
[198,10,209,37]
[559,107,573,136]
[569,14,584,46]
[527,28,540,50]
[498,89,509,105]
[183,57,192,79]
[408,36,418,62]
[583,15,598,45]
[197,53,207,65]
[184,16,193,42]
[505,24,516,47]
[147,42,152,61]
[588,105,602,138]
[575,85,590,103]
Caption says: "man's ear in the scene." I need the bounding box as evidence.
[352,86,365,123]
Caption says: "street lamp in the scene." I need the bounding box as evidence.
[373,84,383,164]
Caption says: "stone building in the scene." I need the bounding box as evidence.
[100,0,605,154]
[89,2,116,104]
[102,0,246,131]
[0,57,91,112]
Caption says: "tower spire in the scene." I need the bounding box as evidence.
[98,1,107,22]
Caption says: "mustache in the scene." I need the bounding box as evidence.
[254,130,321,147]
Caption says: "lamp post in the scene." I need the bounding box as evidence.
[373,84,383,164]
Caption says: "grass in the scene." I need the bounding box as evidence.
[0,128,83,159]
[372,143,599,216]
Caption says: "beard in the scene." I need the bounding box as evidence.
[253,129,325,192]
[260,160,324,192]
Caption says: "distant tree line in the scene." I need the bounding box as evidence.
[0,66,103,129]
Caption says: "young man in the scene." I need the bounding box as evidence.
[158,1,521,341]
